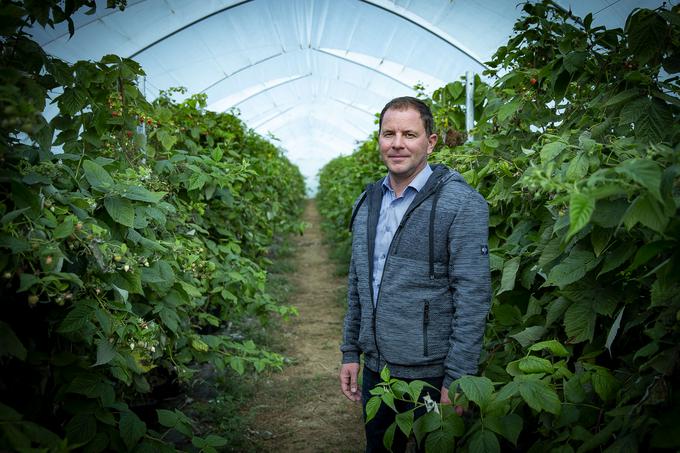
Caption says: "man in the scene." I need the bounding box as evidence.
[339,96,491,452]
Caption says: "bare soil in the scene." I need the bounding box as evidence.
[246,200,365,452]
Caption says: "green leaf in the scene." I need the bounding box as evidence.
[104,196,135,227]
[0,321,27,361]
[518,356,554,374]
[83,160,114,191]
[93,338,116,367]
[545,297,570,327]
[447,81,464,100]
[564,299,597,343]
[383,421,396,451]
[119,411,146,450]
[0,207,30,225]
[156,409,178,428]
[121,186,167,203]
[517,378,561,414]
[0,236,31,253]
[564,375,586,403]
[0,402,22,422]
[495,381,519,402]
[605,307,625,356]
[469,430,500,453]
[456,376,494,409]
[598,244,636,276]
[425,427,455,453]
[380,366,390,382]
[230,357,245,375]
[112,284,129,303]
[58,87,88,115]
[365,396,381,423]
[566,191,595,241]
[604,89,640,107]
[187,173,209,191]
[66,372,103,397]
[566,152,589,180]
[590,226,611,257]
[628,9,667,64]
[544,249,601,288]
[382,392,396,412]
[58,304,93,333]
[484,414,523,446]
[591,368,618,402]
[615,158,663,202]
[412,411,441,445]
[408,380,426,403]
[538,236,563,270]
[395,410,414,436]
[633,341,659,361]
[623,193,669,233]
[53,215,76,239]
[510,326,546,348]
[65,413,96,446]
[528,340,569,357]
[498,256,520,294]
[156,129,178,151]
[540,140,567,163]
[203,435,228,447]
[498,98,522,123]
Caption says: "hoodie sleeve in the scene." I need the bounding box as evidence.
[340,192,367,364]
[443,190,491,388]
[340,252,361,364]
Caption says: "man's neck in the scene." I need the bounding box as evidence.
[388,164,427,198]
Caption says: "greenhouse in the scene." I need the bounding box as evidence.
[1,0,678,451]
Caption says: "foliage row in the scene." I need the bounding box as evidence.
[318,3,679,452]
[0,2,305,451]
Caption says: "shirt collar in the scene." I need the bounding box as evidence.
[382,164,433,194]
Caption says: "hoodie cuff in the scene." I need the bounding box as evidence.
[342,351,360,364]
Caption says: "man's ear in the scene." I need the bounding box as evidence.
[427,134,438,154]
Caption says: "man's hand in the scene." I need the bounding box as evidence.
[440,386,464,416]
[340,363,361,402]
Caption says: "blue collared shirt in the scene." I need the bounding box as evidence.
[372,164,432,305]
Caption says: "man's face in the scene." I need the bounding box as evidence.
[378,107,437,184]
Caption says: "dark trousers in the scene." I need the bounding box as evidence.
[361,367,444,453]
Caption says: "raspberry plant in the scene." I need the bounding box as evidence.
[318,2,679,451]
[0,1,305,450]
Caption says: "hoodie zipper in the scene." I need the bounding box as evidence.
[423,301,430,357]
[371,168,449,365]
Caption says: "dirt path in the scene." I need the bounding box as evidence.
[247,200,365,452]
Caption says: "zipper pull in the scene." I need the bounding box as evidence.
[424,302,430,324]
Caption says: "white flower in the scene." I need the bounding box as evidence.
[129,342,135,350]
[423,393,440,414]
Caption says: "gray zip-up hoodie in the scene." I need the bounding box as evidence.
[341,164,491,388]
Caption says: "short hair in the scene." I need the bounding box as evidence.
[379,96,434,136]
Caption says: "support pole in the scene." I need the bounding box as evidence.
[465,71,475,142]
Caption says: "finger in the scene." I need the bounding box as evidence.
[340,371,348,391]
[340,370,354,400]
[350,369,358,395]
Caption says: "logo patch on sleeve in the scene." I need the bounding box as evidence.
[481,245,489,256]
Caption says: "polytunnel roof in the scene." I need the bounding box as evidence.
[30,0,669,192]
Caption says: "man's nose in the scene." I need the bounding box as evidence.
[392,134,404,147]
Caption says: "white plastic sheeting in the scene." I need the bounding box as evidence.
[29,0,670,192]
